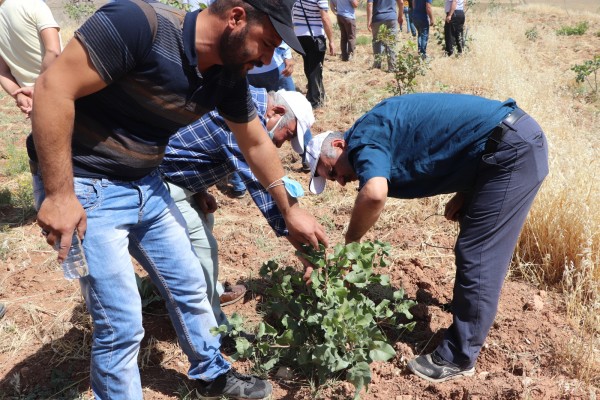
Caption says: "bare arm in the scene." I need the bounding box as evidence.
[446,0,457,22]
[350,0,358,8]
[320,9,336,55]
[0,55,31,114]
[367,2,373,31]
[32,38,107,261]
[396,0,404,26]
[345,177,388,243]
[426,2,434,25]
[226,118,329,249]
[39,27,61,73]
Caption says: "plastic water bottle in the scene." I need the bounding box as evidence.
[59,232,89,280]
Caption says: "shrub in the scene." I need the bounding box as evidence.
[571,55,600,97]
[525,27,538,41]
[64,0,96,22]
[556,21,589,36]
[217,241,416,399]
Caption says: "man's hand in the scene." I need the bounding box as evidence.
[193,191,218,214]
[444,192,466,221]
[283,206,329,250]
[281,58,294,77]
[37,194,87,263]
[13,87,34,116]
[328,41,336,56]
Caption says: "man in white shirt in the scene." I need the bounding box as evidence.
[0,0,61,116]
[444,0,466,56]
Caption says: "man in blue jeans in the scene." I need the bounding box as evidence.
[161,86,316,326]
[304,94,548,383]
[412,0,434,59]
[29,0,327,399]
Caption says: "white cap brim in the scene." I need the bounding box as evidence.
[305,131,332,195]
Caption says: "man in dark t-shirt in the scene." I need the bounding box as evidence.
[305,93,549,384]
[29,1,328,399]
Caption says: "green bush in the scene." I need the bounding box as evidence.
[356,35,371,46]
[525,27,538,41]
[571,55,600,97]
[64,0,96,22]
[217,241,416,399]
[556,21,589,36]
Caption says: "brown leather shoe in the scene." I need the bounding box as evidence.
[220,284,247,307]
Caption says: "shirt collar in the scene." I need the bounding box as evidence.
[183,9,201,68]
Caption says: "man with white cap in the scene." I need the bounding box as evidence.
[304,93,548,383]
[160,86,315,327]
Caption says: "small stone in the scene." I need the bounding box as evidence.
[275,366,293,379]
[523,295,544,311]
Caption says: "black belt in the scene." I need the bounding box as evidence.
[484,107,527,153]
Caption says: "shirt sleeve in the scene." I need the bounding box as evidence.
[32,2,60,31]
[351,144,392,190]
[317,0,330,11]
[74,1,154,84]
[216,76,257,123]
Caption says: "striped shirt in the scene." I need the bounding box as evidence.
[28,0,255,181]
[160,87,288,236]
[293,0,329,37]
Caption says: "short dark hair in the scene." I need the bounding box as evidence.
[208,0,266,25]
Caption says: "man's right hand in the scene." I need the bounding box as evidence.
[37,194,87,263]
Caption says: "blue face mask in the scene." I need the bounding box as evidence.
[281,176,304,198]
[267,116,284,140]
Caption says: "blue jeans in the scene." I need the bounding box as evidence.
[228,171,246,192]
[166,182,227,326]
[247,63,295,92]
[436,115,549,368]
[32,170,230,400]
[404,7,417,35]
[413,19,430,57]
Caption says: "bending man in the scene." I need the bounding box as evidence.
[305,93,548,383]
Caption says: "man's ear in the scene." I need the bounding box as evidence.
[227,6,246,29]
[332,139,347,149]
[272,105,286,116]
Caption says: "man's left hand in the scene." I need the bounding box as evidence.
[284,206,329,250]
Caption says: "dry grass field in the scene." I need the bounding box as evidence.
[1,1,599,399]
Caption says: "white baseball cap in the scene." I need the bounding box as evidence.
[305,131,333,195]
[277,90,314,154]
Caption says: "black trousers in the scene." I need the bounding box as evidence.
[444,10,465,56]
[298,35,326,108]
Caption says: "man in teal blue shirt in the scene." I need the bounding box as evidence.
[305,93,549,383]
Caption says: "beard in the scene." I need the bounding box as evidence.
[219,25,262,78]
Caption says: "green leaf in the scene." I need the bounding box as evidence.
[347,361,371,399]
[369,341,396,361]
[235,337,252,358]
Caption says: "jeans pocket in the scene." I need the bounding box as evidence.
[74,178,102,211]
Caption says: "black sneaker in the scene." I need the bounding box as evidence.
[407,352,475,383]
[196,369,272,399]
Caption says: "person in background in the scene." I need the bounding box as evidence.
[304,93,548,383]
[403,0,417,36]
[444,0,466,56]
[0,0,61,116]
[29,0,327,398]
[161,87,315,327]
[330,0,358,62]
[0,0,61,323]
[367,0,403,70]
[412,0,434,59]
[293,0,335,109]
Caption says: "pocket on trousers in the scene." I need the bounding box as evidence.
[481,145,518,172]
[74,178,101,211]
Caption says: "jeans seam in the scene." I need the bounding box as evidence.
[88,282,115,398]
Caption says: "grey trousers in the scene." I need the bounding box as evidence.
[436,114,549,368]
[165,182,227,326]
